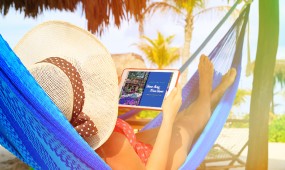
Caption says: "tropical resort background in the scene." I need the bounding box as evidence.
[0,0,284,169]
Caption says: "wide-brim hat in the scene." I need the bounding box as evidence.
[14,20,118,149]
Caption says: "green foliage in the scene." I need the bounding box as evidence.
[128,71,147,79]
[137,110,160,119]
[274,59,285,88]
[269,115,285,143]
[172,0,204,11]
[234,89,251,106]
[136,32,180,69]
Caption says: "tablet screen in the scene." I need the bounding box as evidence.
[119,71,173,108]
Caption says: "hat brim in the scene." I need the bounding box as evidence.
[14,21,118,149]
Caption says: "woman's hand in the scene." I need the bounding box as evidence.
[162,84,182,123]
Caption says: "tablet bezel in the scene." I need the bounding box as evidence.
[118,68,180,110]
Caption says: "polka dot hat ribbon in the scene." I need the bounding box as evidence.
[40,57,98,138]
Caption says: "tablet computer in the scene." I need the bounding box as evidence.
[118,68,180,110]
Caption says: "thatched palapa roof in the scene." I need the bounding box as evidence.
[0,0,147,35]
[111,52,146,77]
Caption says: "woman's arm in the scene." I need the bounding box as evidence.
[97,86,182,170]
[146,85,182,170]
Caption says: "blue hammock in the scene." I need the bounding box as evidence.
[0,3,250,170]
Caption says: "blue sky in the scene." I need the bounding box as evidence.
[0,0,284,114]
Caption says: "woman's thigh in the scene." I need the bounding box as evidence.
[135,120,195,169]
[135,113,186,145]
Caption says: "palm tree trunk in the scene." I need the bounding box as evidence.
[139,17,145,37]
[180,12,193,86]
[271,85,275,114]
[246,22,252,77]
[246,0,279,169]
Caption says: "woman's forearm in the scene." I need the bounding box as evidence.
[145,118,174,170]
[145,86,181,170]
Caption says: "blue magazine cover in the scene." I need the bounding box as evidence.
[119,71,173,108]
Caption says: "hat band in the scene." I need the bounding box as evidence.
[40,57,98,138]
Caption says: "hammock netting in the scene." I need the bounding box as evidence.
[0,3,249,170]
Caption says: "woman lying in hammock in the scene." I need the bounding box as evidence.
[29,55,236,170]
[96,56,237,170]
[17,20,236,170]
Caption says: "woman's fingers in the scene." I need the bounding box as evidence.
[167,85,182,105]
[174,84,182,105]
[176,84,182,98]
[167,87,178,100]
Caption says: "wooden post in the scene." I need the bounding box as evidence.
[246,0,279,169]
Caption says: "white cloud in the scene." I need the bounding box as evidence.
[1,8,87,47]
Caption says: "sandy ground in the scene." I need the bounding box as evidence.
[0,147,29,170]
[204,142,285,170]
[202,128,285,170]
[237,143,285,170]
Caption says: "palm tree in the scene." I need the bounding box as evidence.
[138,0,203,85]
[138,0,239,85]
[135,32,180,69]
[246,0,279,169]
[246,59,285,114]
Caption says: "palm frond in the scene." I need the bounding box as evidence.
[135,32,180,69]
[193,6,240,19]
[274,60,285,88]
[142,35,159,49]
[144,2,182,17]
[166,47,180,64]
[234,89,251,106]
[173,0,204,11]
[165,34,176,43]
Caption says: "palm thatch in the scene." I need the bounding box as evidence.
[111,52,146,77]
[111,53,146,116]
[0,0,147,35]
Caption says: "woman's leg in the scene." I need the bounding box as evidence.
[136,56,237,169]
[136,55,213,143]
[136,55,211,142]
[210,68,236,111]
[137,63,237,140]
[164,55,214,169]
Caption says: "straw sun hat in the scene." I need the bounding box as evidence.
[14,21,118,149]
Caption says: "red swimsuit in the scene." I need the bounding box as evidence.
[113,118,153,165]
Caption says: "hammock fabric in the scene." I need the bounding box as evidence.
[119,5,250,169]
[0,4,249,170]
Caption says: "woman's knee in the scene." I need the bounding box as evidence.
[174,119,197,141]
